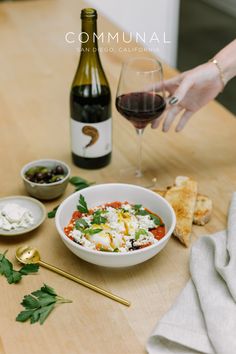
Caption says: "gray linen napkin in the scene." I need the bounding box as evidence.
[147,192,236,354]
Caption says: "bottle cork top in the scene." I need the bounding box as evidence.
[81,8,97,19]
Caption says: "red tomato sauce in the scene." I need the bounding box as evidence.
[64,201,166,245]
[150,226,166,240]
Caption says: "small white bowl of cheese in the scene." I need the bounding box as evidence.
[0,196,46,236]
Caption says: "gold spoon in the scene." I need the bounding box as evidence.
[15,245,130,307]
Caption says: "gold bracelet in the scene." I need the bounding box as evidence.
[209,58,225,91]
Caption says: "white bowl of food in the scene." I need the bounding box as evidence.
[55,183,176,268]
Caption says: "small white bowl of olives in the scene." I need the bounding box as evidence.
[21,159,71,200]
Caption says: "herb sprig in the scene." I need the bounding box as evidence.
[75,212,103,236]
[75,218,89,229]
[77,195,89,214]
[16,284,72,325]
[91,209,107,225]
[69,176,94,192]
[133,204,162,226]
[135,228,148,240]
[0,251,39,284]
[48,205,59,219]
[84,228,103,235]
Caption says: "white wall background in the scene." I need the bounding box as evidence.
[85,0,180,67]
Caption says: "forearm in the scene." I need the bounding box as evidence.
[214,39,236,84]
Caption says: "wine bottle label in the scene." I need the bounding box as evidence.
[70,118,112,158]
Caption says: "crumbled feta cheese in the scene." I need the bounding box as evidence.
[109,230,124,249]
[119,247,127,253]
[110,221,125,233]
[135,231,156,246]
[0,203,34,231]
[82,238,94,249]
[106,207,118,223]
[137,215,155,229]
[66,201,164,253]
[126,240,132,249]
[71,229,82,243]
[82,216,92,226]
[122,204,132,211]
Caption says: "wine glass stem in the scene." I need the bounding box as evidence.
[136,128,144,177]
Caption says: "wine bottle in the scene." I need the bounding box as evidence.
[70,8,112,169]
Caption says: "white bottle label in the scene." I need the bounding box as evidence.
[70,118,112,158]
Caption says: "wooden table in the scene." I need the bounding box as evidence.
[0,1,235,353]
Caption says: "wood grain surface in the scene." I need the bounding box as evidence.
[0,1,235,353]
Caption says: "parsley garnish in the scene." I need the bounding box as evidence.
[77,195,89,214]
[149,214,161,226]
[134,204,161,226]
[91,210,107,225]
[133,204,142,212]
[75,218,89,230]
[135,229,148,240]
[84,228,103,235]
[16,284,72,325]
[133,205,149,216]
[136,209,149,216]
[0,251,39,284]
[75,213,103,235]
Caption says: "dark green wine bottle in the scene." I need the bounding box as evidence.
[70,8,112,169]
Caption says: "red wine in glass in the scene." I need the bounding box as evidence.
[116,92,166,129]
[116,57,166,179]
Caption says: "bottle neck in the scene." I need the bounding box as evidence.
[72,15,108,88]
[80,19,99,55]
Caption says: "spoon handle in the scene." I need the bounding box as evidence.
[38,260,130,307]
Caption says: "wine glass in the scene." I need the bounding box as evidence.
[116,57,166,182]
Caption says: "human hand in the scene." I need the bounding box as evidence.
[152,62,223,132]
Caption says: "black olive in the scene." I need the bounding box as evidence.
[129,239,140,251]
[26,175,34,182]
[55,165,65,175]
[35,172,44,181]
[43,172,52,181]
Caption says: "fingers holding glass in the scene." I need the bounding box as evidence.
[151,112,166,129]
[175,110,194,132]
[162,106,182,132]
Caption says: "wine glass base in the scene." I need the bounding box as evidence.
[118,167,157,188]
[135,169,143,178]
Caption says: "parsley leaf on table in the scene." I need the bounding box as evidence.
[16,284,72,325]
[47,205,59,218]
[0,251,39,284]
[69,176,94,191]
